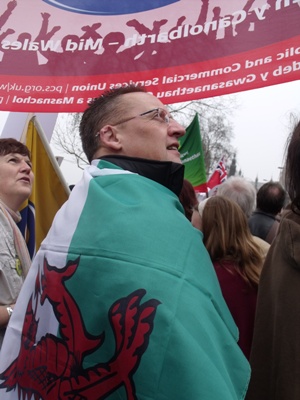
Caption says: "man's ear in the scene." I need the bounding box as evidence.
[98,125,122,151]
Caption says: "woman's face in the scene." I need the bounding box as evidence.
[0,152,33,210]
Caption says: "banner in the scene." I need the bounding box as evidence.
[0,0,299,112]
[179,114,207,192]
[21,117,70,252]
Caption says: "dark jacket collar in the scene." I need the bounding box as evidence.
[100,155,184,196]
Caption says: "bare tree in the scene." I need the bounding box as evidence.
[169,96,237,176]
[51,113,87,169]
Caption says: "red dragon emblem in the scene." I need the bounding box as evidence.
[0,257,160,399]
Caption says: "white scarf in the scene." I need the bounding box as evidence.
[0,199,31,278]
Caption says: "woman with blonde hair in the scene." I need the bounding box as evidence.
[201,195,263,359]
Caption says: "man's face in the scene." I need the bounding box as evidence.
[0,153,34,209]
[114,92,186,163]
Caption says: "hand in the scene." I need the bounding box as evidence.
[41,12,50,20]
[7,1,17,11]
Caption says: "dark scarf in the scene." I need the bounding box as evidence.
[100,155,184,196]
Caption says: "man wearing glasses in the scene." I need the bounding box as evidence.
[0,86,250,400]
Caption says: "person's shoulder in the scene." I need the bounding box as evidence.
[0,209,9,228]
[272,210,300,267]
[280,209,300,231]
[252,235,270,249]
[252,235,270,258]
[248,211,262,220]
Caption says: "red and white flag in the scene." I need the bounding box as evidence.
[207,156,227,191]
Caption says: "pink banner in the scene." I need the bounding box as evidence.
[0,0,299,112]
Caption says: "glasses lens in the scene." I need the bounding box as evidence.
[158,109,170,124]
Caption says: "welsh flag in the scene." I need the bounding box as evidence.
[0,160,249,399]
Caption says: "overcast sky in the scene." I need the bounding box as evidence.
[0,80,299,186]
[227,80,300,183]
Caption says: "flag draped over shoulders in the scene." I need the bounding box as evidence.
[0,160,250,400]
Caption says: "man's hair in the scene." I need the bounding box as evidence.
[0,138,30,158]
[285,120,300,213]
[80,85,147,163]
[256,181,286,215]
[216,176,256,218]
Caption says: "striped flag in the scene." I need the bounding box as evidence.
[0,159,249,399]
[18,117,70,255]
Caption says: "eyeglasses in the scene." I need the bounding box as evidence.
[95,108,172,137]
[113,107,172,127]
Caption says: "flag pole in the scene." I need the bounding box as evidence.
[20,113,35,144]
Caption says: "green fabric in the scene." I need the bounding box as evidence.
[179,114,207,187]
[65,160,250,399]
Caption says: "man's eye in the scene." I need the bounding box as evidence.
[157,111,167,121]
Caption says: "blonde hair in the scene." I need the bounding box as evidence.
[202,196,262,286]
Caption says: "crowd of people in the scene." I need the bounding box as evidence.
[0,84,299,399]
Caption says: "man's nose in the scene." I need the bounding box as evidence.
[168,119,186,138]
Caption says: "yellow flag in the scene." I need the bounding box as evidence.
[24,117,70,252]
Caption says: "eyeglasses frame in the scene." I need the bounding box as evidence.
[95,107,172,137]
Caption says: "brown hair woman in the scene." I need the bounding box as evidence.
[201,195,263,359]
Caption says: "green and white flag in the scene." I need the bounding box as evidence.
[0,160,249,399]
[179,114,207,192]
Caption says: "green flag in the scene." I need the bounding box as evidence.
[179,114,207,192]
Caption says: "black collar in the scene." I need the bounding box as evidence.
[100,155,184,196]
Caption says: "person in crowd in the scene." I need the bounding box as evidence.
[0,86,250,399]
[0,138,33,349]
[191,197,208,230]
[248,181,286,244]
[246,120,300,400]
[179,178,199,221]
[217,176,256,218]
[200,196,263,360]
[216,176,270,259]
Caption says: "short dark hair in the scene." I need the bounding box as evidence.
[0,138,30,158]
[256,181,286,215]
[285,120,300,213]
[79,85,147,163]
